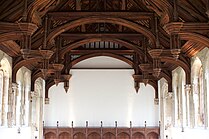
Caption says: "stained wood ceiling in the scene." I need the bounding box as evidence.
[0,0,208,98]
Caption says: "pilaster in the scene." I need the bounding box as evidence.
[12,82,18,126]
[7,79,14,128]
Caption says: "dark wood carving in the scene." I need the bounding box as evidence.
[44,126,159,139]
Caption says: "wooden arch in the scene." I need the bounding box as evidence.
[12,58,42,82]
[47,16,156,47]
[160,71,172,92]
[31,71,43,91]
[160,56,191,84]
[0,32,23,43]
[45,53,134,98]
[27,0,48,23]
[142,0,173,25]
[45,79,55,99]
[69,53,134,68]
[60,38,145,59]
[148,80,158,99]
[179,32,209,48]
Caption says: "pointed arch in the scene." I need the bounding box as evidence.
[47,16,156,47]
[70,53,133,68]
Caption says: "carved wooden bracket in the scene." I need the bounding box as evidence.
[0,22,38,35]
[163,22,209,35]
[62,74,72,93]
[148,49,162,78]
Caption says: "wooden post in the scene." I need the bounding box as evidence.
[71,121,73,139]
[56,121,59,139]
[100,121,103,139]
[130,121,132,139]
[115,121,118,139]
[85,121,88,139]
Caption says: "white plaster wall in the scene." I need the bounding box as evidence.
[44,69,159,127]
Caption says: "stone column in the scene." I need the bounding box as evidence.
[179,85,184,131]
[1,76,9,126]
[28,91,33,127]
[12,83,18,126]
[30,90,44,139]
[165,92,173,127]
[186,84,195,128]
[203,70,208,128]
[30,91,38,139]
[39,94,44,139]
[160,93,165,139]
[7,79,14,127]
[184,84,191,127]
[20,85,26,126]
[171,92,175,127]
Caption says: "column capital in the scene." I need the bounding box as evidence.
[166,92,173,99]
[30,91,39,98]
[184,84,192,92]
[45,98,49,104]
[12,82,18,89]
[154,98,159,105]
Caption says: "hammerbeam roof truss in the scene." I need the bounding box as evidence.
[0,0,209,97]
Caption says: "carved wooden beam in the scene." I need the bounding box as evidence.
[164,22,209,34]
[48,12,154,20]
[0,22,38,35]
[0,41,20,57]
[59,38,145,59]
[60,33,144,40]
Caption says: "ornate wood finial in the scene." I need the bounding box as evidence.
[86,121,88,127]
[134,81,140,93]
[57,121,59,127]
[71,121,73,128]
[101,121,103,127]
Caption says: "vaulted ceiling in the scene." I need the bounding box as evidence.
[0,0,208,98]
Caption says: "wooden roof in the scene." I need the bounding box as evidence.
[0,0,208,97]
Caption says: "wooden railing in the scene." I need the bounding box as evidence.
[44,121,160,139]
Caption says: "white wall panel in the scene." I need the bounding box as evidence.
[44,69,159,127]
